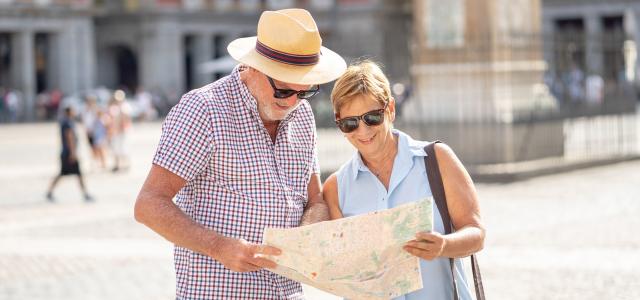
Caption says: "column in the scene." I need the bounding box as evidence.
[141,17,183,97]
[193,33,213,87]
[11,31,35,120]
[75,18,96,92]
[630,9,640,82]
[585,12,603,74]
[542,16,556,74]
[57,24,79,96]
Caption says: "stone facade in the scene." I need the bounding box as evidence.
[541,0,640,83]
[0,0,413,121]
[0,0,95,120]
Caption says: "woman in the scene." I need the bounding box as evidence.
[323,61,485,300]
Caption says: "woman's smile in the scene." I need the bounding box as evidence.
[356,133,377,145]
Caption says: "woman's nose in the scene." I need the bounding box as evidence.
[353,119,371,134]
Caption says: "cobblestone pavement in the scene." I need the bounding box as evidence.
[1,122,639,299]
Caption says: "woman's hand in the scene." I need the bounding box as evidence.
[403,231,447,260]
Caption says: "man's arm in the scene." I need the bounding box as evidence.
[134,164,280,272]
[299,173,330,226]
[65,127,76,162]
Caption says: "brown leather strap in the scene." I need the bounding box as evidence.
[471,254,485,299]
[424,141,486,300]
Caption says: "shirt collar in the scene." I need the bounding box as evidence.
[350,129,427,181]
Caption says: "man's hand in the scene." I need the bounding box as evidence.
[210,235,281,273]
[403,231,447,261]
[300,173,329,226]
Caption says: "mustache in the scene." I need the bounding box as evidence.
[274,100,297,108]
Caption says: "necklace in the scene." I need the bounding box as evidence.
[369,163,390,179]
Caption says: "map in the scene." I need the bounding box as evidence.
[263,198,433,299]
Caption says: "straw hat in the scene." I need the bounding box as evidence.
[228,8,346,85]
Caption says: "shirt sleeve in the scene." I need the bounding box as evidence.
[61,121,70,132]
[152,92,213,181]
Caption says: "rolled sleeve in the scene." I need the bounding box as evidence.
[153,92,213,181]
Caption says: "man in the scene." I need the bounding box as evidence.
[134,8,346,299]
[46,106,94,202]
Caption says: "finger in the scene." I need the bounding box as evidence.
[234,262,260,273]
[249,255,278,269]
[404,246,435,260]
[415,231,438,241]
[405,241,434,250]
[242,262,262,272]
[253,244,282,256]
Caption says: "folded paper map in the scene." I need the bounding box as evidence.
[263,198,433,300]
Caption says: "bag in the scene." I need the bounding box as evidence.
[424,141,486,300]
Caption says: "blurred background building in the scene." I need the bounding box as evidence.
[401,0,638,175]
[0,0,411,121]
[0,0,638,176]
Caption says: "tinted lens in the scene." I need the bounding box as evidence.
[362,110,384,126]
[274,89,297,99]
[337,118,359,133]
[297,89,319,99]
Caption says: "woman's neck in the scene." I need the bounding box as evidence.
[361,131,398,173]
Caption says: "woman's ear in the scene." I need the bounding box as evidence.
[388,97,396,122]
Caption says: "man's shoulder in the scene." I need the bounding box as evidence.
[292,100,315,123]
[183,75,236,109]
[60,118,73,128]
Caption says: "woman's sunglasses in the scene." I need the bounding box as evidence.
[267,76,320,100]
[335,103,388,133]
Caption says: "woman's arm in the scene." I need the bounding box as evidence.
[323,173,344,220]
[404,143,485,260]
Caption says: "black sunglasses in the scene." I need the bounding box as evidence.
[335,103,388,133]
[267,76,320,100]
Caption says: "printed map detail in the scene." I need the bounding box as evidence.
[263,198,433,300]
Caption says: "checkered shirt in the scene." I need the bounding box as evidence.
[153,66,320,299]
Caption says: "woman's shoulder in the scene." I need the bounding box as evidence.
[395,129,429,156]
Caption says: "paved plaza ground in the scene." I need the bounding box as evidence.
[0,122,639,299]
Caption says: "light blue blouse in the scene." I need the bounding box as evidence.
[335,129,472,300]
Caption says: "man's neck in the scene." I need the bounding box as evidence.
[263,119,279,143]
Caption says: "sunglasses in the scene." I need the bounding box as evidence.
[335,103,388,133]
[267,76,320,100]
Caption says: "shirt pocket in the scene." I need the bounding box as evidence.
[277,144,314,197]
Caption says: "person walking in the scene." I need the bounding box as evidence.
[46,106,94,202]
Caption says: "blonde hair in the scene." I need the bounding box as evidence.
[330,60,391,118]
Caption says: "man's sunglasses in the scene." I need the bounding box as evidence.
[335,103,388,133]
[267,76,320,100]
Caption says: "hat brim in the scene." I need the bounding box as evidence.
[228,36,347,85]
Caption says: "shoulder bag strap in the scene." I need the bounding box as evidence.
[424,141,486,300]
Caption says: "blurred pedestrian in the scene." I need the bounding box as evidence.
[82,95,107,170]
[585,73,604,105]
[108,90,131,172]
[47,89,63,120]
[134,86,157,121]
[46,106,94,202]
[5,88,21,122]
